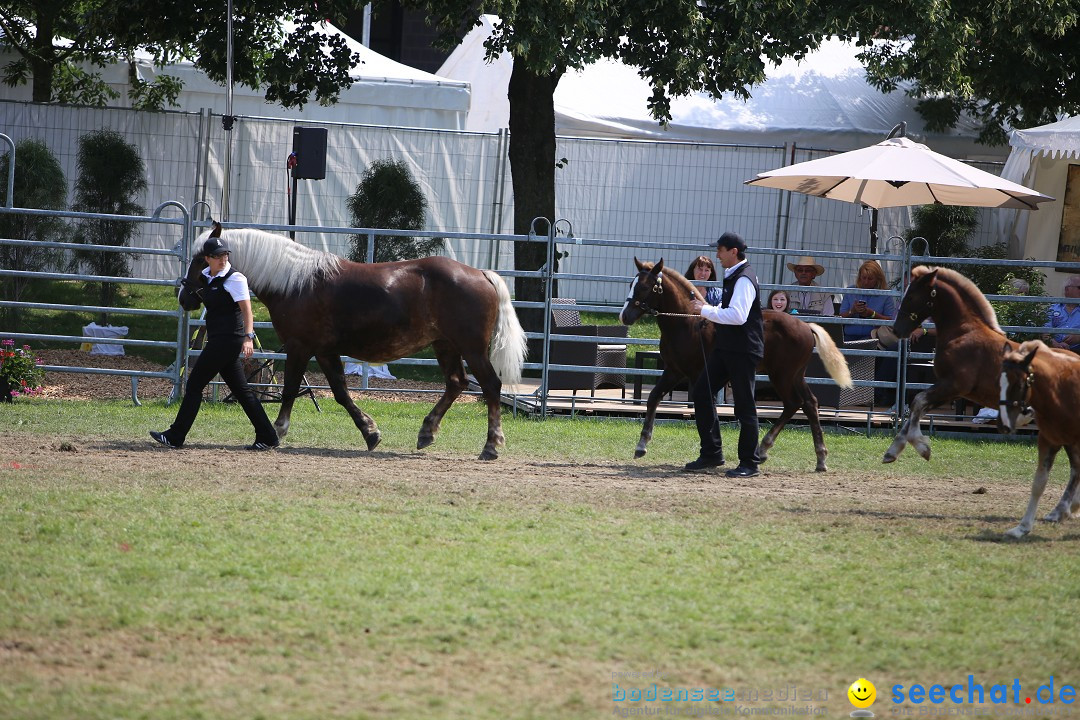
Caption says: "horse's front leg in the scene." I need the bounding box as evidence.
[314,354,381,451]
[419,342,469,453]
[883,384,956,463]
[1007,440,1059,538]
[274,351,309,440]
[635,369,684,459]
[1045,444,1080,524]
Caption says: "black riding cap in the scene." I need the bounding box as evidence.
[202,237,230,257]
[716,231,746,253]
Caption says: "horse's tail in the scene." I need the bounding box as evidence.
[483,270,528,385]
[808,323,853,389]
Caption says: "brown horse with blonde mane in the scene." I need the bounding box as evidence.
[179,224,527,460]
[999,340,1080,538]
[619,258,852,472]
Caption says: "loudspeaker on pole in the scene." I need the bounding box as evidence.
[291,127,328,180]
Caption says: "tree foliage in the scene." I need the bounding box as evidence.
[904,205,979,258]
[70,129,146,320]
[851,1,1080,145]
[0,0,359,109]
[347,158,443,263]
[904,206,1050,336]
[0,139,67,330]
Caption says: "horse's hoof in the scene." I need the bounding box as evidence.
[1004,526,1028,539]
[882,452,896,464]
[366,432,381,452]
[416,433,434,450]
[478,448,498,461]
[815,464,827,473]
[633,448,646,459]
[916,445,932,461]
[1045,509,1066,523]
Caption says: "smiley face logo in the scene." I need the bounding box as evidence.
[848,678,876,709]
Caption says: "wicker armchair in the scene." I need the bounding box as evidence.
[548,298,628,396]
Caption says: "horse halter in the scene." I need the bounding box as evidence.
[909,286,936,323]
[626,272,663,316]
[999,359,1035,417]
[180,276,206,301]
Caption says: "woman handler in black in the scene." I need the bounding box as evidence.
[150,236,280,450]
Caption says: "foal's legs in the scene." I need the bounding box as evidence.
[417,340,469,452]
[758,373,828,472]
[1007,439,1060,538]
[1045,443,1080,524]
[314,353,381,452]
[883,383,958,463]
[634,369,687,459]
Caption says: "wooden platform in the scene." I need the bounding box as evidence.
[496,379,1037,437]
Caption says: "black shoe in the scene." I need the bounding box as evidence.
[149,430,180,449]
[248,441,278,451]
[725,465,759,478]
[683,455,725,472]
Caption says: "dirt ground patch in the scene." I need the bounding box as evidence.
[1,428,1030,532]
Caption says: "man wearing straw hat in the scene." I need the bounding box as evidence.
[786,255,835,316]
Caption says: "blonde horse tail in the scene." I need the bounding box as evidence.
[808,323,853,389]
[483,270,528,385]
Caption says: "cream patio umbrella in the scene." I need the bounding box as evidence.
[744,124,1054,251]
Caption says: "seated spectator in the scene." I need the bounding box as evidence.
[786,255,835,316]
[838,260,896,341]
[838,259,897,407]
[1043,274,1080,352]
[686,255,722,305]
[766,289,791,313]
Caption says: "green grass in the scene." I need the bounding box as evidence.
[3,401,1075,717]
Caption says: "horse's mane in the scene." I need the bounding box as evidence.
[919,265,1004,334]
[196,228,342,296]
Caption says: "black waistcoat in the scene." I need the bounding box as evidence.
[202,269,244,339]
[718,262,764,357]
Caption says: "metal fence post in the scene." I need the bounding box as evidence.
[0,133,14,209]
[535,217,555,417]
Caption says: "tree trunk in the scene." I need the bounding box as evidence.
[507,60,562,334]
[30,12,57,103]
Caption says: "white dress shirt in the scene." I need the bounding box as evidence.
[700,260,755,325]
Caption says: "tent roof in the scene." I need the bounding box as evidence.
[438,16,1004,159]
[1008,115,1080,160]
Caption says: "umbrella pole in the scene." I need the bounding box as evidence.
[870,207,878,254]
[869,123,905,253]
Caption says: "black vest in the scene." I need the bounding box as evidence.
[717,262,764,357]
[202,269,244,339]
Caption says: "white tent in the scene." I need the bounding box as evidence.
[438,16,1006,160]
[999,115,1080,294]
[0,22,470,130]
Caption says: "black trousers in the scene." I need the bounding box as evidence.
[692,349,762,468]
[165,335,278,446]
